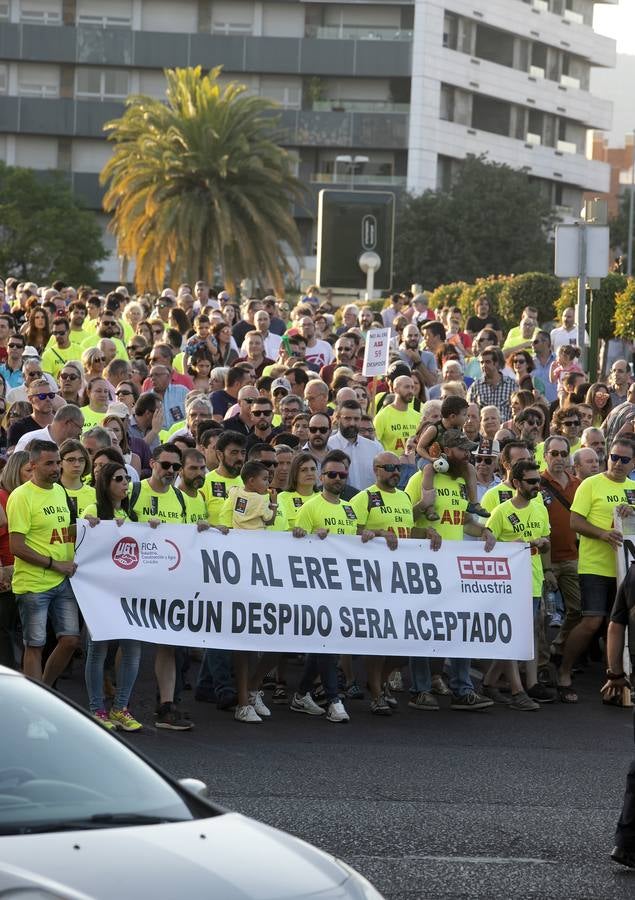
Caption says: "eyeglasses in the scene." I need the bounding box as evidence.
[376,463,400,472]
[323,471,348,480]
[7,342,23,349]
[513,358,527,366]
[112,474,132,483]
[9,409,23,418]
[240,397,256,404]
[52,331,66,337]
[152,328,164,334]
[259,460,278,468]
[309,426,329,434]
[610,453,632,465]
[157,460,182,471]
[563,420,580,427]
[116,390,133,397]
[31,392,56,401]
[522,477,541,485]
[252,410,271,418]
[92,357,106,364]
[523,417,542,426]
[60,372,79,380]
[62,456,85,465]
[26,371,43,378]
[548,449,569,458]
[474,456,495,464]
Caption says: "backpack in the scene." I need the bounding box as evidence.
[129,482,187,522]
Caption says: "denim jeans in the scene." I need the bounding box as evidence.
[298,653,338,702]
[85,639,141,713]
[17,578,79,646]
[409,657,474,697]
[196,648,234,700]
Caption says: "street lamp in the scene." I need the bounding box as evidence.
[335,154,370,190]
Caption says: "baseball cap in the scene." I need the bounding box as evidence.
[441,429,479,452]
[22,345,40,359]
[387,362,412,380]
[271,377,291,395]
[476,438,500,458]
[106,402,130,418]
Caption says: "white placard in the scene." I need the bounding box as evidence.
[362,327,391,377]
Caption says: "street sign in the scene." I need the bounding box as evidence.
[316,190,395,291]
[362,327,391,377]
[555,224,610,278]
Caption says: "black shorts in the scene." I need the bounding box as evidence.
[579,574,617,617]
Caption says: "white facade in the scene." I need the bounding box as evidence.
[408,0,615,208]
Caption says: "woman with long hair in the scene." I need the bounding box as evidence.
[168,307,190,336]
[278,452,318,530]
[59,438,95,515]
[21,307,50,353]
[83,462,142,732]
[585,382,611,427]
[103,414,141,475]
[81,346,107,382]
[122,300,144,335]
[0,451,31,668]
[113,379,139,412]
[212,320,238,366]
[135,320,153,346]
[80,376,110,430]
[502,388,535,432]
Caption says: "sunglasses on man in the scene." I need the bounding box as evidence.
[610,453,632,465]
[31,392,56,401]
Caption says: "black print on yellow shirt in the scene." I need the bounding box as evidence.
[367,491,383,508]
[292,497,303,508]
[625,490,635,505]
[235,497,248,514]
[211,482,226,498]
[140,507,183,520]
[342,505,357,521]
[499,490,513,502]
[43,504,73,544]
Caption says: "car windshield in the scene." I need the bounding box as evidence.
[0,676,195,834]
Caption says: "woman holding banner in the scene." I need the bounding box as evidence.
[83,462,143,732]
[278,452,319,530]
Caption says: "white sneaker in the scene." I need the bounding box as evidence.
[234,704,262,724]
[248,690,271,717]
[290,691,326,716]
[326,699,350,723]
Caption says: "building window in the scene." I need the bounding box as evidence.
[19,0,62,25]
[443,12,458,50]
[17,64,60,97]
[76,0,131,28]
[0,64,7,94]
[0,2,9,21]
[76,68,129,100]
[211,0,254,35]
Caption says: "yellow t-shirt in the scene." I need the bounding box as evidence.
[82,502,130,523]
[294,493,358,535]
[41,343,77,378]
[405,470,468,540]
[7,482,75,594]
[183,490,208,525]
[278,491,313,530]
[80,407,107,433]
[80,334,129,360]
[202,471,243,525]
[268,500,290,532]
[486,498,550,597]
[66,483,96,517]
[68,329,87,349]
[373,404,421,454]
[220,486,271,530]
[173,351,185,374]
[350,484,414,538]
[129,480,186,524]
[570,473,635,578]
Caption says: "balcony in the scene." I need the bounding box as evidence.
[305,24,412,42]
[312,100,409,114]
[310,174,407,187]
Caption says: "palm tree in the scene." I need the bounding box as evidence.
[100,66,304,294]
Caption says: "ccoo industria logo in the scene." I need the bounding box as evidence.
[112,537,139,570]
[457,557,511,580]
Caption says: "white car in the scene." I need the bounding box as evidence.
[0,666,383,899]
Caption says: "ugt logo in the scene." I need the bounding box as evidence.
[112,536,139,570]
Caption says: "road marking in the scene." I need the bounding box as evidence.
[352,855,554,865]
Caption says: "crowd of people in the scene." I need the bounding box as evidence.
[0,276,634,733]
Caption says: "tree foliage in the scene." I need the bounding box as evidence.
[394,156,555,290]
[609,191,634,264]
[555,272,627,341]
[498,272,561,328]
[613,278,635,341]
[454,276,510,323]
[0,162,107,283]
[101,66,305,294]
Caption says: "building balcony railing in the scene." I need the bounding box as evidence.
[312,100,409,114]
[305,24,412,42]
[310,174,407,186]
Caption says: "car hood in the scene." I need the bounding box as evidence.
[1,812,353,899]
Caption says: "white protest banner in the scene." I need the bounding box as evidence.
[362,327,391,377]
[616,514,635,585]
[71,521,533,659]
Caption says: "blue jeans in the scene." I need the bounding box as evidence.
[196,648,234,700]
[298,654,338,703]
[85,639,141,713]
[17,578,79,646]
[408,658,474,697]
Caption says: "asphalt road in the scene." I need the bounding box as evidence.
[61,652,635,900]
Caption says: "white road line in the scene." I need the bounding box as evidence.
[350,855,555,865]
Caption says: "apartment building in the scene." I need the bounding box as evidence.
[0,0,616,281]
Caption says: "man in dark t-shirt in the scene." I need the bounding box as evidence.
[606,564,635,868]
[465,296,502,338]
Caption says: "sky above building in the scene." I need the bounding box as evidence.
[593,0,635,55]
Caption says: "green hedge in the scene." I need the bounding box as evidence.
[498,272,561,329]
[555,272,628,341]
[613,278,635,341]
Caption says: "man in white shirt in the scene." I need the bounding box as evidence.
[14,405,84,451]
[327,400,382,491]
[297,316,334,369]
[550,308,588,351]
[240,310,281,360]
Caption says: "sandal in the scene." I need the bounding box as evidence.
[557,684,578,704]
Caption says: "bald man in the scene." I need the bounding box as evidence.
[373,375,422,454]
[573,447,600,481]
